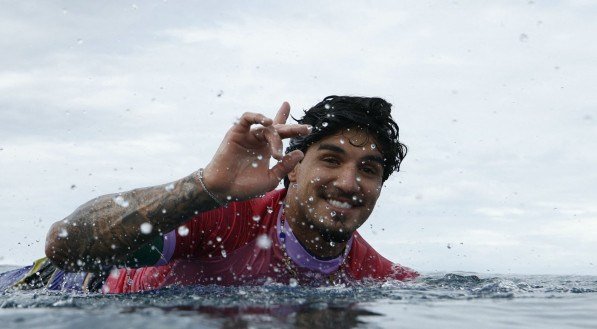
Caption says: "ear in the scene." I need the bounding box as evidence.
[287,162,300,183]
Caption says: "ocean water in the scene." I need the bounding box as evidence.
[0,266,595,329]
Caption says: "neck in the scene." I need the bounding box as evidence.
[283,204,347,259]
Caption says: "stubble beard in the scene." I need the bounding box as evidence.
[310,211,353,243]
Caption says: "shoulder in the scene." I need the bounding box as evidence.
[247,189,286,211]
[346,232,418,281]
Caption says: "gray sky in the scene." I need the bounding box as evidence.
[1,0,596,275]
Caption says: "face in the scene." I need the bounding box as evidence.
[286,129,384,243]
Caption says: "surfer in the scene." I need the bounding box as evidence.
[1,95,417,292]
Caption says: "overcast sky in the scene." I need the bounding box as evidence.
[1,0,596,275]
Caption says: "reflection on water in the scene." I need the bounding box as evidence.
[122,303,382,329]
[1,270,596,329]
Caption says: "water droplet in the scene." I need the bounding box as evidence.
[324,103,331,110]
[177,225,189,236]
[251,162,258,168]
[319,217,324,222]
[267,206,273,214]
[329,241,336,247]
[256,234,272,249]
[162,209,167,214]
[252,215,261,222]
[370,144,376,149]
[289,278,298,287]
[109,268,120,278]
[330,211,337,217]
[356,176,361,182]
[140,222,153,234]
[216,236,222,242]
[308,196,314,202]
[58,228,68,238]
[220,250,227,258]
[164,183,175,192]
[352,196,358,202]
[339,139,345,144]
[226,195,232,201]
[113,196,129,207]
[321,122,328,127]
[257,154,263,160]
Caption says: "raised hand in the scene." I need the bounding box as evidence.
[202,102,310,202]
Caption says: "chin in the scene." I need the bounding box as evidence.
[316,222,353,243]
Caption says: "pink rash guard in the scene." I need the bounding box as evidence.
[103,189,418,293]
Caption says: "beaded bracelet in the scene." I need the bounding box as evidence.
[195,168,227,208]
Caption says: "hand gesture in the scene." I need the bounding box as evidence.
[202,102,310,202]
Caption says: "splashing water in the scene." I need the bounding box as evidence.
[58,229,68,238]
[0,271,595,329]
[113,196,129,208]
[256,234,272,249]
[140,222,153,234]
[177,225,189,237]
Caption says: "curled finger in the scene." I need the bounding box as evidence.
[235,112,273,132]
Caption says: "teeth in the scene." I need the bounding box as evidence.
[328,199,352,209]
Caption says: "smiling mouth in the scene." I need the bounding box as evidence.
[327,199,353,209]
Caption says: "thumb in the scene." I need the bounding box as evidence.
[268,150,304,185]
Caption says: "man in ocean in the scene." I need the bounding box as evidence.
[0,95,417,293]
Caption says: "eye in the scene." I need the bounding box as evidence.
[322,156,340,166]
[360,163,381,176]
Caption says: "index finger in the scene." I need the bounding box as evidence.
[273,102,290,125]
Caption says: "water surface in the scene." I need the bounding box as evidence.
[1,266,595,328]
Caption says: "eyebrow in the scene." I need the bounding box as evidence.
[317,143,385,166]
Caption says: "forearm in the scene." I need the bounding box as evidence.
[45,171,218,272]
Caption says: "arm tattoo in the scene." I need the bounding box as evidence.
[45,171,219,272]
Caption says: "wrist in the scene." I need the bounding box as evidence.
[193,168,228,207]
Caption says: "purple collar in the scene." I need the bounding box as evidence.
[276,206,353,275]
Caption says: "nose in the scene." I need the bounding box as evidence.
[333,165,361,194]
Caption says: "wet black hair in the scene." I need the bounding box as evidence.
[284,95,407,188]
